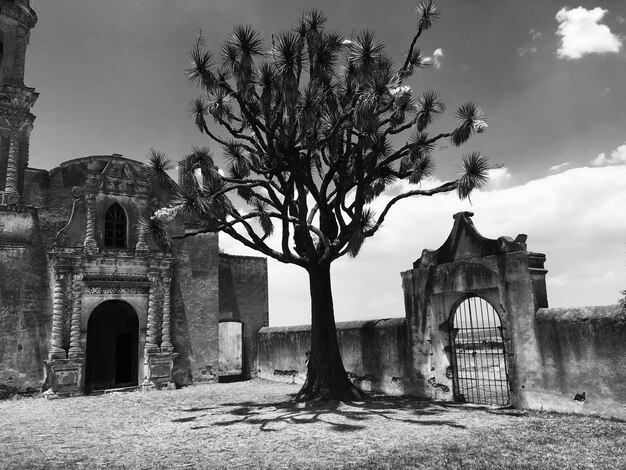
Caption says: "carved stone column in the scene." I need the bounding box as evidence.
[160,274,173,352]
[145,271,160,353]
[4,133,19,195]
[68,273,84,358]
[83,192,98,251]
[20,126,32,169]
[49,268,68,360]
[14,26,28,84]
[135,225,149,253]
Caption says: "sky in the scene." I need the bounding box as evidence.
[26,0,626,326]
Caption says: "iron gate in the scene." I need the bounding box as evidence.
[449,296,510,406]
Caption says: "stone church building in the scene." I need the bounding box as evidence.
[0,0,268,397]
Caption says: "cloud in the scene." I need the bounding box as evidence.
[591,142,626,166]
[555,7,622,59]
[220,166,626,326]
[484,167,512,190]
[549,162,571,171]
[518,29,542,56]
[425,48,444,69]
[517,46,538,56]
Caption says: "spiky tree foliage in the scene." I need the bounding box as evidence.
[148,1,490,402]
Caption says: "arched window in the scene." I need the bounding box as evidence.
[104,203,127,248]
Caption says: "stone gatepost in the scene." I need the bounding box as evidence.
[401,212,547,408]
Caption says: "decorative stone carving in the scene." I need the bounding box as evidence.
[142,351,178,390]
[99,159,148,196]
[83,192,97,252]
[0,86,38,112]
[145,271,160,353]
[55,186,84,247]
[44,358,84,397]
[161,275,173,352]
[135,225,149,253]
[83,273,149,284]
[83,286,148,295]
[49,269,68,360]
[68,274,84,358]
[4,134,19,195]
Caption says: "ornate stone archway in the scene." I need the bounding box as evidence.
[401,212,547,407]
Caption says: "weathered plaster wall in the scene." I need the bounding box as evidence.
[529,305,626,420]
[219,253,268,379]
[258,318,408,394]
[170,232,220,386]
[0,207,50,396]
[22,168,49,208]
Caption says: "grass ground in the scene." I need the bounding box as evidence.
[0,380,624,469]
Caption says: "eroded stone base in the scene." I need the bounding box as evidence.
[142,351,177,390]
[44,358,84,397]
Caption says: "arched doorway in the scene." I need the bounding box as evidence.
[218,321,244,382]
[85,300,139,393]
[449,296,510,406]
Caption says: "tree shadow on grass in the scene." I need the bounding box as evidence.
[172,394,466,432]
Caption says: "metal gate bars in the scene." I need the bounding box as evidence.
[449,296,510,406]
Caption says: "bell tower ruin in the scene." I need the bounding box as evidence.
[0,0,37,205]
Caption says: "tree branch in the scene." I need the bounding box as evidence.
[364,180,457,239]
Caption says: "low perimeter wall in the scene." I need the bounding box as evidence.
[258,318,408,395]
[258,306,626,420]
[531,304,626,420]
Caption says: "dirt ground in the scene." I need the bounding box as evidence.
[0,380,624,469]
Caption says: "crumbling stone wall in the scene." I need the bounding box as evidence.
[219,254,268,379]
[169,241,269,385]
[258,319,408,394]
[170,232,220,385]
[531,305,626,420]
[0,207,50,396]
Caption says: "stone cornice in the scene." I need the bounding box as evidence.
[82,273,150,286]
[0,2,37,29]
[0,201,37,214]
[49,246,173,261]
[0,84,38,113]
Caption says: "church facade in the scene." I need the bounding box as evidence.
[0,0,268,397]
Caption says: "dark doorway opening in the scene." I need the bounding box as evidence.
[85,300,139,393]
[449,296,510,406]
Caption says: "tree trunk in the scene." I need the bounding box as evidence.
[295,262,365,402]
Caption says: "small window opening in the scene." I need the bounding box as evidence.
[104,203,127,248]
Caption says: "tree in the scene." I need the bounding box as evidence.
[147,0,491,401]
